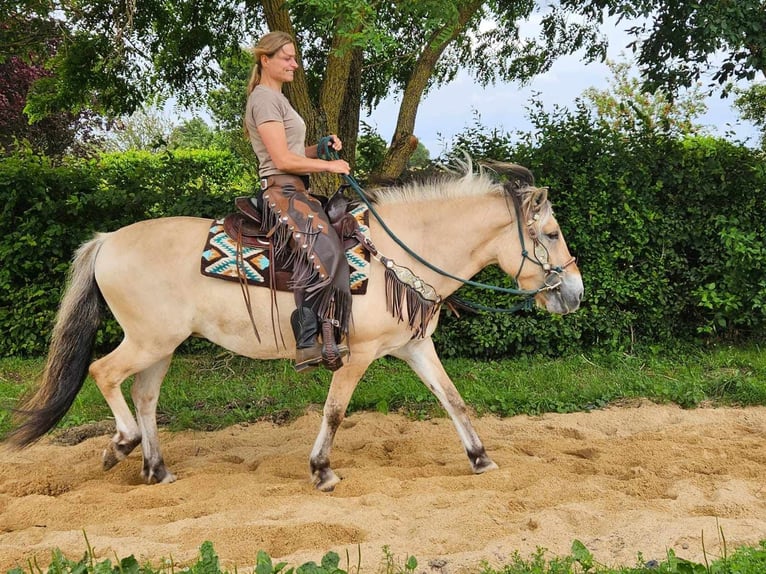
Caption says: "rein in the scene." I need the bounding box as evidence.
[317,138,573,313]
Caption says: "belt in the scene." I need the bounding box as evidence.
[261,174,308,192]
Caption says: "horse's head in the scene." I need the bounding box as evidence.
[493,165,583,315]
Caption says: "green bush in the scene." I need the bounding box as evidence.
[2,113,764,358]
[434,104,766,357]
[0,149,250,356]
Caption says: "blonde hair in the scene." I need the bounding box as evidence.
[244,31,295,138]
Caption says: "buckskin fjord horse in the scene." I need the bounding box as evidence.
[9,161,583,491]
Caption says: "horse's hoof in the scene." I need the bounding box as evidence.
[312,468,341,492]
[157,472,177,484]
[103,435,141,471]
[143,470,177,484]
[142,462,176,484]
[103,448,120,471]
[472,456,499,474]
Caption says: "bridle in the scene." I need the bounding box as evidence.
[506,187,577,296]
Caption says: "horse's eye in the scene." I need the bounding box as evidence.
[546,231,560,241]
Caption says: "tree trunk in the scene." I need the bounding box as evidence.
[339,47,363,172]
[314,27,362,191]
[375,0,483,180]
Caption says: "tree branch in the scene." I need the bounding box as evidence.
[376,0,484,179]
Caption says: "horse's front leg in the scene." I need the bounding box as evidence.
[309,359,371,491]
[392,337,498,474]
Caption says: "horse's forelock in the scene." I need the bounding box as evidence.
[481,160,535,187]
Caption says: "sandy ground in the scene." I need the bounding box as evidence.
[1,402,766,572]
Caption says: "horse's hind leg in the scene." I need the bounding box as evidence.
[392,337,498,474]
[132,355,175,484]
[89,341,172,475]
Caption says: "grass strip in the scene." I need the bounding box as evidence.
[1,345,764,437]
[6,537,766,574]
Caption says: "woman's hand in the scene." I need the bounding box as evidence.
[327,135,343,151]
[326,159,350,174]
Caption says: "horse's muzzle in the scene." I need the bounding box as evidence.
[542,272,583,315]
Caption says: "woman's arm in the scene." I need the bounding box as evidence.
[258,122,349,174]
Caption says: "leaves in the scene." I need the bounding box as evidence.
[0,148,250,356]
[570,540,594,571]
[565,0,766,96]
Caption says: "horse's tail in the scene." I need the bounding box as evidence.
[8,234,107,447]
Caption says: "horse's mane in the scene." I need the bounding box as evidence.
[368,157,552,223]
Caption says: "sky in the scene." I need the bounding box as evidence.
[362,18,762,157]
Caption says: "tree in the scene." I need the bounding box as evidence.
[101,108,174,152]
[0,7,105,156]
[734,83,766,148]
[563,0,766,95]
[582,58,708,136]
[18,1,609,181]
[409,141,431,170]
[0,1,60,65]
[17,1,766,179]
[205,49,259,172]
[354,122,387,181]
[168,117,219,150]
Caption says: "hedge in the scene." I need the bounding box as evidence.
[1,116,764,358]
[434,105,766,357]
[0,149,252,355]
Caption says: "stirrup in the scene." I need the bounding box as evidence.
[321,321,349,371]
[294,342,349,373]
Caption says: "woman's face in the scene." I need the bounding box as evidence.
[262,43,299,84]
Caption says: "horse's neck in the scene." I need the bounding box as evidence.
[375,196,503,296]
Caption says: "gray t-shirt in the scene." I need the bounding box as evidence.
[245,85,307,178]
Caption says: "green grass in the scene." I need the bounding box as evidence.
[7,537,766,574]
[1,345,765,437]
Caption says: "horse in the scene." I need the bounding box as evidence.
[8,161,583,491]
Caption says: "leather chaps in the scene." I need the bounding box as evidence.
[260,175,352,342]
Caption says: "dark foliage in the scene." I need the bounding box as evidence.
[1,114,764,357]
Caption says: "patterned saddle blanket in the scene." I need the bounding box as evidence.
[200,204,372,294]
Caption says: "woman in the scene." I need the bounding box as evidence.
[244,31,352,372]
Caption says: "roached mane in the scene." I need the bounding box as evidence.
[367,157,551,224]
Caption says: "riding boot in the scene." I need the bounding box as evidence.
[291,307,350,372]
[291,307,324,372]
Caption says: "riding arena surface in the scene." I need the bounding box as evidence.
[1,402,765,572]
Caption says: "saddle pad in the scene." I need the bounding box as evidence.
[201,205,371,294]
